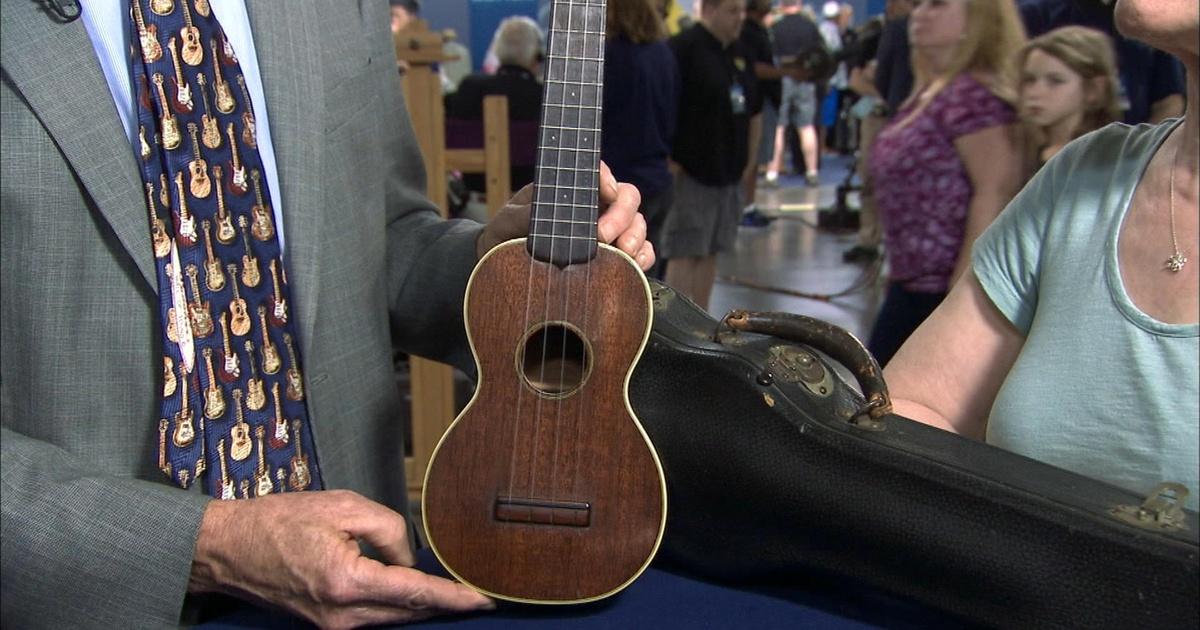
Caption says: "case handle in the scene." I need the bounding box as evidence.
[722,310,892,426]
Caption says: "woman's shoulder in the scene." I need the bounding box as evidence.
[944,72,1010,106]
[1050,119,1178,174]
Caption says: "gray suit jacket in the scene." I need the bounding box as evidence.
[0,2,481,627]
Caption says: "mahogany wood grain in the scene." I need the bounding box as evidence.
[422,240,665,603]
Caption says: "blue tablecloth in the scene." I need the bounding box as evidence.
[200,549,962,629]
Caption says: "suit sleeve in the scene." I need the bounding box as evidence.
[361,2,486,373]
[1,427,211,628]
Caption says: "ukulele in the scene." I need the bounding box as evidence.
[178,0,203,66]
[288,419,312,491]
[132,0,162,63]
[167,37,194,115]
[146,182,171,259]
[186,123,211,198]
[225,263,252,335]
[422,0,665,605]
[229,389,252,462]
[210,39,236,114]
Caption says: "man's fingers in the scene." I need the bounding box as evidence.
[636,239,656,271]
[597,182,641,245]
[358,564,495,612]
[509,183,534,205]
[332,492,415,567]
[618,213,647,257]
[599,161,620,204]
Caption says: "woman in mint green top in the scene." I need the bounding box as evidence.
[881,0,1198,511]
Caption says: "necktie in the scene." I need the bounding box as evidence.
[129,0,323,498]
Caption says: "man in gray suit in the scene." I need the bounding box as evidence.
[0,1,651,627]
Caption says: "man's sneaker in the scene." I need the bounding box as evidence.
[764,170,779,186]
[740,207,773,227]
[805,172,820,187]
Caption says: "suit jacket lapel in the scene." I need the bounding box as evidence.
[1,3,157,290]
[244,0,326,353]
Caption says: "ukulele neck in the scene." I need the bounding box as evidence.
[528,0,606,268]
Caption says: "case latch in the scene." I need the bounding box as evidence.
[1110,483,1191,532]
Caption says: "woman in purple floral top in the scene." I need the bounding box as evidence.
[866,0,1027,366]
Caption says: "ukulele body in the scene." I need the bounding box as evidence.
[423,239,666,604]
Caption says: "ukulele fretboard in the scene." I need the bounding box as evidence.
[530,0,606,267]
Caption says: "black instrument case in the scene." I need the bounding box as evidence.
[629,282,1198,628]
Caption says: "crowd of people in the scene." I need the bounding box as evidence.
[0,0,1195,627]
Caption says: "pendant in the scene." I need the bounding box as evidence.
[1165,253,1188,273]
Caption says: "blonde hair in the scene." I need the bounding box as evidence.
[903,0,1027,120]
[1017,26,1122,137]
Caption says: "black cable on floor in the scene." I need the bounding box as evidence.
[717,254,883,303]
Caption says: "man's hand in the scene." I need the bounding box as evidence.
[476,162,655,270]
[190,490,493,629]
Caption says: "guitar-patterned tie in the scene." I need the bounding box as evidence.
[128,0,323,498]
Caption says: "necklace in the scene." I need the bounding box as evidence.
[1164,141,1188,273]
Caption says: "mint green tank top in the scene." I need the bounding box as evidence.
[973,120,1199,510]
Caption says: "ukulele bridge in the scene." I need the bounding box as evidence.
[495,497,591,528]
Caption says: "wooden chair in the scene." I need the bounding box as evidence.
[445,95,512,219]
[394,20,460,503]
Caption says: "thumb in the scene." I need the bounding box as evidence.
[337,495,416,567]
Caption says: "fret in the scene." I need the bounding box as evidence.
[530,0,607,267]
[532,216,596,225]
[529,234,596,241]
[543,107,600,130]
[536,187,598,207]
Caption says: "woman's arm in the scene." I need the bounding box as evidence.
[884,271,1026,439]
[951,123,1023,286]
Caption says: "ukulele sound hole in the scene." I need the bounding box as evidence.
[519,322,592,399]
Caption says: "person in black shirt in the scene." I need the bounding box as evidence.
[663,0,754,310]
[739,0,803,222]
[766,0,823,186]
[445,16,544,195]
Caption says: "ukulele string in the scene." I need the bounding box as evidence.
[526,1,571,502]
[549,0,587,505]
[569,1,604,501]
[506,203,540,503]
